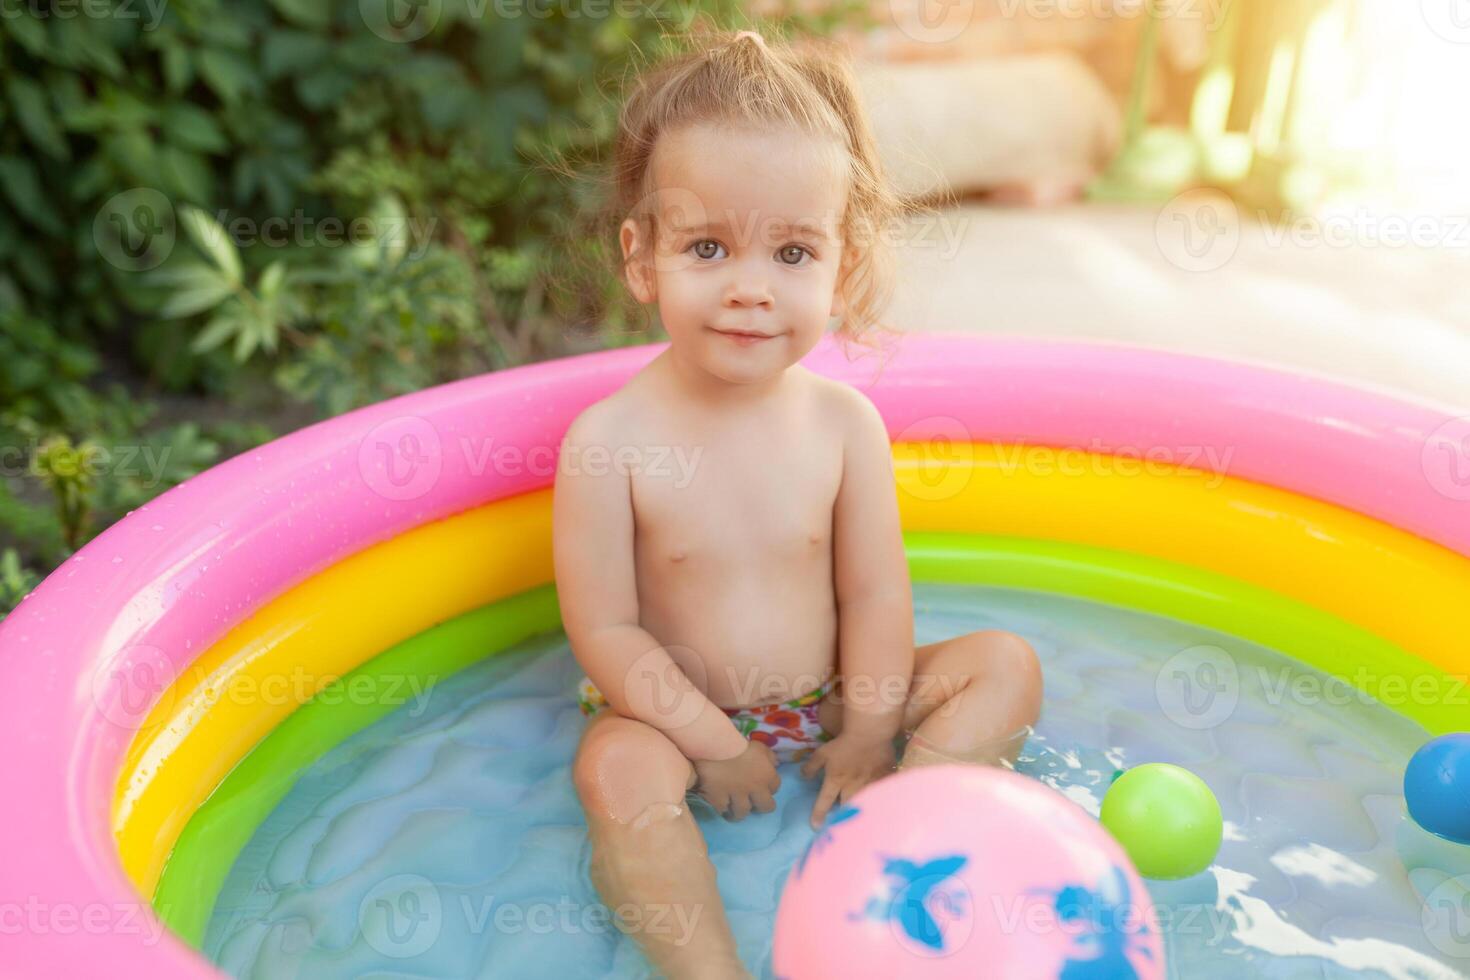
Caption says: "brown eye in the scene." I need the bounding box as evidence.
[778,245,810,265]
[691,240,724,260]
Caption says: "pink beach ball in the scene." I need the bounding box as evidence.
[774,765,1164,979]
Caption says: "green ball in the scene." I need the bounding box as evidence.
[1100,763,1222,880]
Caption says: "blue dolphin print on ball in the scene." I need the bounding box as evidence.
[847,853,970,952]
[1030,865,1157,979]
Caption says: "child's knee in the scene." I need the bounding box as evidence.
[975,629,1043,722]
[572,716,695,821]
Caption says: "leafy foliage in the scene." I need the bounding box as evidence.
[0,0,873,616]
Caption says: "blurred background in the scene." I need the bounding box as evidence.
[2,0,1467,616]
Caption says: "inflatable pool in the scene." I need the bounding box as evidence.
[1,333,1467,977]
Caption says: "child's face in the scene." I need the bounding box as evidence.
[620,123,850,386]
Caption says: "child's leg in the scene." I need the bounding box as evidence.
[571,710,749,980]
[816,629,1042,768]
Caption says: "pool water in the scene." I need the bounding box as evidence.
[202,584,1470,979]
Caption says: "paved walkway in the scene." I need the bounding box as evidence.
[887,200,1470,409]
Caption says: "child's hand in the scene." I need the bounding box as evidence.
[800,733,897,829]
[691,741,782,821]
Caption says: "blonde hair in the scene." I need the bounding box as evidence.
[597,26,921,351]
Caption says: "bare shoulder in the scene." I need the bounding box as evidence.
[806,371,888,453]
[560,373,655,454]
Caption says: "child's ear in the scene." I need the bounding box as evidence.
[619,217,657,305]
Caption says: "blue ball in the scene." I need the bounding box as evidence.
[1404,734,1470,845]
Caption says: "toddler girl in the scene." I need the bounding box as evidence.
[552,28,1043,978]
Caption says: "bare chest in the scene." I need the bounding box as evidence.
[630,434,843,565]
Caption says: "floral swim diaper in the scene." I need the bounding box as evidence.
[576,673,837,764]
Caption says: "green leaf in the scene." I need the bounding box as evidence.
[6,77,69,161]
[51,16,125,78]
[0,156,64,235]
[191,310,241,353]
[106,129,160,182]
[262,29,331,79]
[268,0,332,30]
[179,205,242,284]
[258,261,285,301]
[233,319,260,361]
[295,68,354,111]
[196,48,257,105]
[2,13,49,56]
[162,44,194,94]
[163,103,227,153]
[153,262,236,318]
[160,146,214,205]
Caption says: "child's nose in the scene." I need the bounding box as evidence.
[724,275,773,308]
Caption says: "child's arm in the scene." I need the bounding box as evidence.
[800,386,913,828]
[830,387,914,743]
[553,408,748,762]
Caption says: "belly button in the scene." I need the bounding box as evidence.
[669,550,687,562]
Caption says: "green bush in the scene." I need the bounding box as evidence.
[1,0,764,394]
[0,1,871,617]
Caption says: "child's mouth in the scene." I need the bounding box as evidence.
[712,327,776,346]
